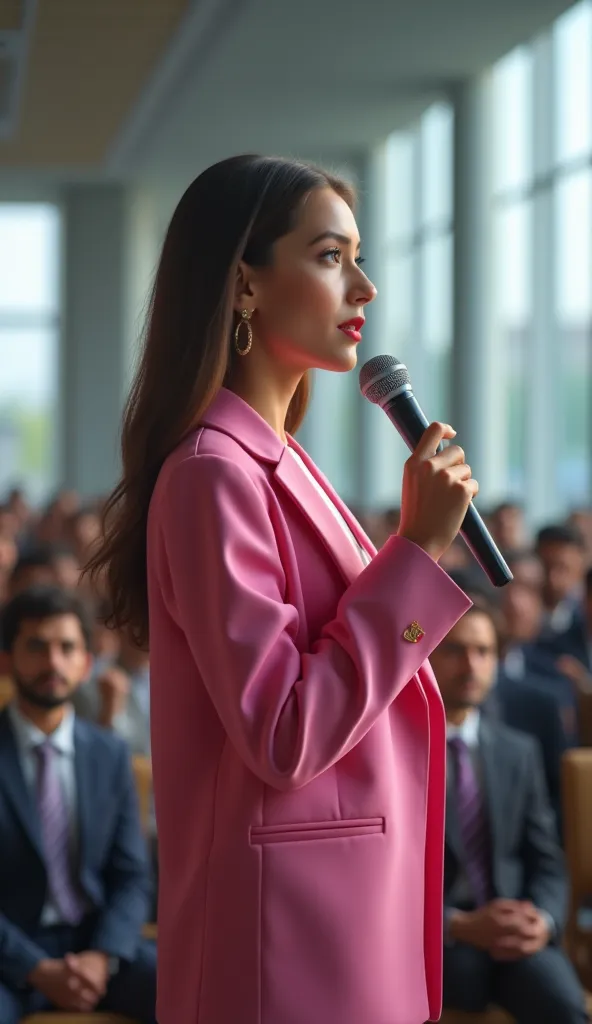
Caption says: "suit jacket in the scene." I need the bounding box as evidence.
[147,387,472,1024]
[0,709,150,988]
[537,616,591,671]
[444,717,567,932]
[489,671,568,825]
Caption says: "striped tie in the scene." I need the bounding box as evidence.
[35,741,84,925]
[448,736,490,906]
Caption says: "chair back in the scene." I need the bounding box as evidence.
[0,675,14,710]
[562,748,592,985]
[577,691,592,748]
[132,753,153,833]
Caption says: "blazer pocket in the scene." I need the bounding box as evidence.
[250,816,385,845]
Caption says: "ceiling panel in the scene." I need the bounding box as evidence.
[0,0,189,167]
[0,0,23,32]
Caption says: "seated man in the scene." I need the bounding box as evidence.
[538,566,592,677]
[536,524,587,637]
[0,585,156,1022]
[431,602,587,1023]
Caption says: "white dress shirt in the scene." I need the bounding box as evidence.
[8,703,78,926]
[287,448,371,567]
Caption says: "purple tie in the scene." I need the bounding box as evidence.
[35,741,84,925]
[448,736,490,907]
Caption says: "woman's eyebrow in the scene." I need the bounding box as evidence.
[308,230,361,251]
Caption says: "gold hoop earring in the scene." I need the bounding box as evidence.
[234,309,253,356]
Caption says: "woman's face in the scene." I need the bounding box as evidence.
[244,188,377,375]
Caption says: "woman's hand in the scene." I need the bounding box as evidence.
[397,422,479,563]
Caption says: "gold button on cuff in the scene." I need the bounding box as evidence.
[403,621,425,643]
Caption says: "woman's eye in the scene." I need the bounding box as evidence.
[320,248,366,267]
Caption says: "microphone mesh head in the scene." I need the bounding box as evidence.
[359,354,411,404]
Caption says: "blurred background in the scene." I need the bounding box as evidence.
[2,2,592,1020]
[0,0,590,523]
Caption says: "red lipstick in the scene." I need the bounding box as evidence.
[338,316,365,342]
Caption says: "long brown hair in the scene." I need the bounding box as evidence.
[85,155,355,647]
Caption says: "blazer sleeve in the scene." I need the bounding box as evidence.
[154,453,471,790]
[0,913,47,988]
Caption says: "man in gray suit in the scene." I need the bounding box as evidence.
[431,601,587,1023]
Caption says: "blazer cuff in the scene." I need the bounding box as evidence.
[3,939,47,990]
[90,920,141,963]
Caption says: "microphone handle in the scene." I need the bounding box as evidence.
[384,391,513,588]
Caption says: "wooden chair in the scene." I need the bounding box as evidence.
[562,749,592,989]
[131,755,152,835]
[0,674,14,710]
[577,690,592,748]
[130,755,158,942]
[21,1016,140,1023]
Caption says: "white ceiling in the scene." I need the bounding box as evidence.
[109,0,577,180]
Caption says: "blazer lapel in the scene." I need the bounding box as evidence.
[200,387,375,588]
[478,718,505,867]
[0,711,44,859]
[275,446,366,588]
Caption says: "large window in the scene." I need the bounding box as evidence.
[0,204,60,502]
[384,102,454,422]
[487,1,592,512]
[553,2,592,504]
[491,48,534,497]
[554,169,592,502]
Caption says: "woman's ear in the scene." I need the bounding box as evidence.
[234,260,257,313]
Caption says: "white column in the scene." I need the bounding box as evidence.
[451,77,504,505]
[59,184,159,497]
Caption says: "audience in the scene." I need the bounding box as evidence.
[497,574,580,745]
[536,524,588,636]
[431,604,588,1022]
[75,624,151,757]
[505,549,545,591]
[442,581,569,829]
[1,481,592,1020]
[0,586,156,1022]
[489,501,527,553]
[539,566,592,679]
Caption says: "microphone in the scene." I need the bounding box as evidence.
[359,354,513,588]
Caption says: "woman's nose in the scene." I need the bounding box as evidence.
[350,271,377,307]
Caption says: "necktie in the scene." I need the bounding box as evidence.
[448,736,490,907]
[35,741,84,925]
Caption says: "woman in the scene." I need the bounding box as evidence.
[88,155,476,1024]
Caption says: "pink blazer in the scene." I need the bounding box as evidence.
[147,387,471,1024]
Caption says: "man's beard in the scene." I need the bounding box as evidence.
[449,675,482,711]
[12,671,71,710]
